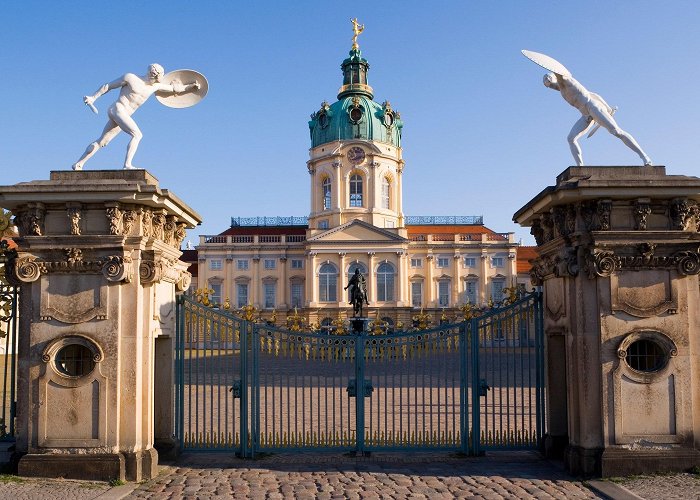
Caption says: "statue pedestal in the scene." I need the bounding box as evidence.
[514,166,700,476]
[0,170,201,481]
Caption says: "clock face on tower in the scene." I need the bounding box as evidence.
[347,147,366,165]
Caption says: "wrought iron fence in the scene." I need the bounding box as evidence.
[175,291,544,457]
[0,241,18,440]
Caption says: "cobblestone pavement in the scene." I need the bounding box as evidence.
[129,451,601,499]
[0,452,698,499]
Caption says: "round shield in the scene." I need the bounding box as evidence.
[521,50,571,77]
[155,69,208,108]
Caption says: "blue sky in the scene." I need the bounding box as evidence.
[3,1,699,245]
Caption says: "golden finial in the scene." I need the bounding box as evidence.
[223,297,231,310]
[350,18,364,51]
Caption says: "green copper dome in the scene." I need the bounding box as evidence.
[309,48,402,148]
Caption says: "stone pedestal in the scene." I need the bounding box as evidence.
[514,166,700,477]
[0,170,201,481]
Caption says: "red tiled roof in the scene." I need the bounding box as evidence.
[517,246,539,274]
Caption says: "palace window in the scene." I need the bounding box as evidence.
[264,259,276,270]
[491,257,504,268]
[349,174,363,207]
[411,282,422,307]
[464,257,477,268]
[237,259,249,271]
[291,283,304,308]
[264,283,276,309]
[465,281,478,304]
[291,259,304,269]
[410,258,422,268]
[209,259,222,271]
[322,177,332,210]
[376,262,395,302]
[437,257,450,268]
[381,177,390,209]
[318,220,329,230]
[491,279,505,303]
[438,280,450,307]
[319,263,338,302]
[237,283,248,308]
[208,283,222,306]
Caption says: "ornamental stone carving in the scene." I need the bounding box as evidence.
[163,216,177,246]
[596,200,611,231]
[633,201,651,230]
[174,222,187,249]
[530,219,544,246]
[142,209,153,239]
[65,248,83,264]
[67,205,82,235]
[584,243,700,278]
[670,198,697,231]
[177,271,192,292]
[139,260,161,284]
[15,204,45,236]
[541,213,554,242]
[105,204,123,235]
[552,206,567,239]
[152,211,166,241]
[102,255,133,282]
[580,201,597,231]
[13,257,44,283]
[122,210,138,236]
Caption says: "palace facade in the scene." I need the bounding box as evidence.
[193,37,534,329]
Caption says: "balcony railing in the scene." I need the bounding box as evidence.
[405,215,483,225]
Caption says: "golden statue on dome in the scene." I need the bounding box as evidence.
[351,18,364,50]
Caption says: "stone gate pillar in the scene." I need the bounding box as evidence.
[514,166,700,476]
[0,170,201,481]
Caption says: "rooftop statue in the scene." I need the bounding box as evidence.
[73,64,208,170]
[522,50,651,167]
[350,18,364,50]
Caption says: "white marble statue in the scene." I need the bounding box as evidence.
[73,64,204,170]
[522,50,652,167]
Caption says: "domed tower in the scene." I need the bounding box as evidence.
[307,23,405,236]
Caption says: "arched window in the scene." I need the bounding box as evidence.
[322,177,332,210]
[376,262,395,302]
[319,263,338,302]
[381,177,390,209]
[349,174,363,207]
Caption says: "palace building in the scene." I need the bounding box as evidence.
[193,33,533,329]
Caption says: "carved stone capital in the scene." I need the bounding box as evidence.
[105,203,123,235]
[67,204,82,235]
[670,198,697,231]
[13,256,44,283]
[596,200,612,231]
[15,203,45,236]
[122,209,139,236]
[530,219,544,246]
[163,216,177,246]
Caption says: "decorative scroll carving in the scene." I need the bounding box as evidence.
[529,248,579,283]
[122,210,138,236]
[11,252,133,283]
[177,271,192,292]
[102,255,132,282]
[633,201,651,230]
[13,257,44,283]
[596,200,611,231]
[67,206,82,235]
[584,243,700,278]
[670,198,697,231]
[105,204,122,235]
[139,260,161,284]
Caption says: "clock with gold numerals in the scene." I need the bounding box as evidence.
[347,147,365,165]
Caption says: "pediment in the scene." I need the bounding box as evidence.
[307,219,407,244]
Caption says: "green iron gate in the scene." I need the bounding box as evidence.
[175,291,544,456]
